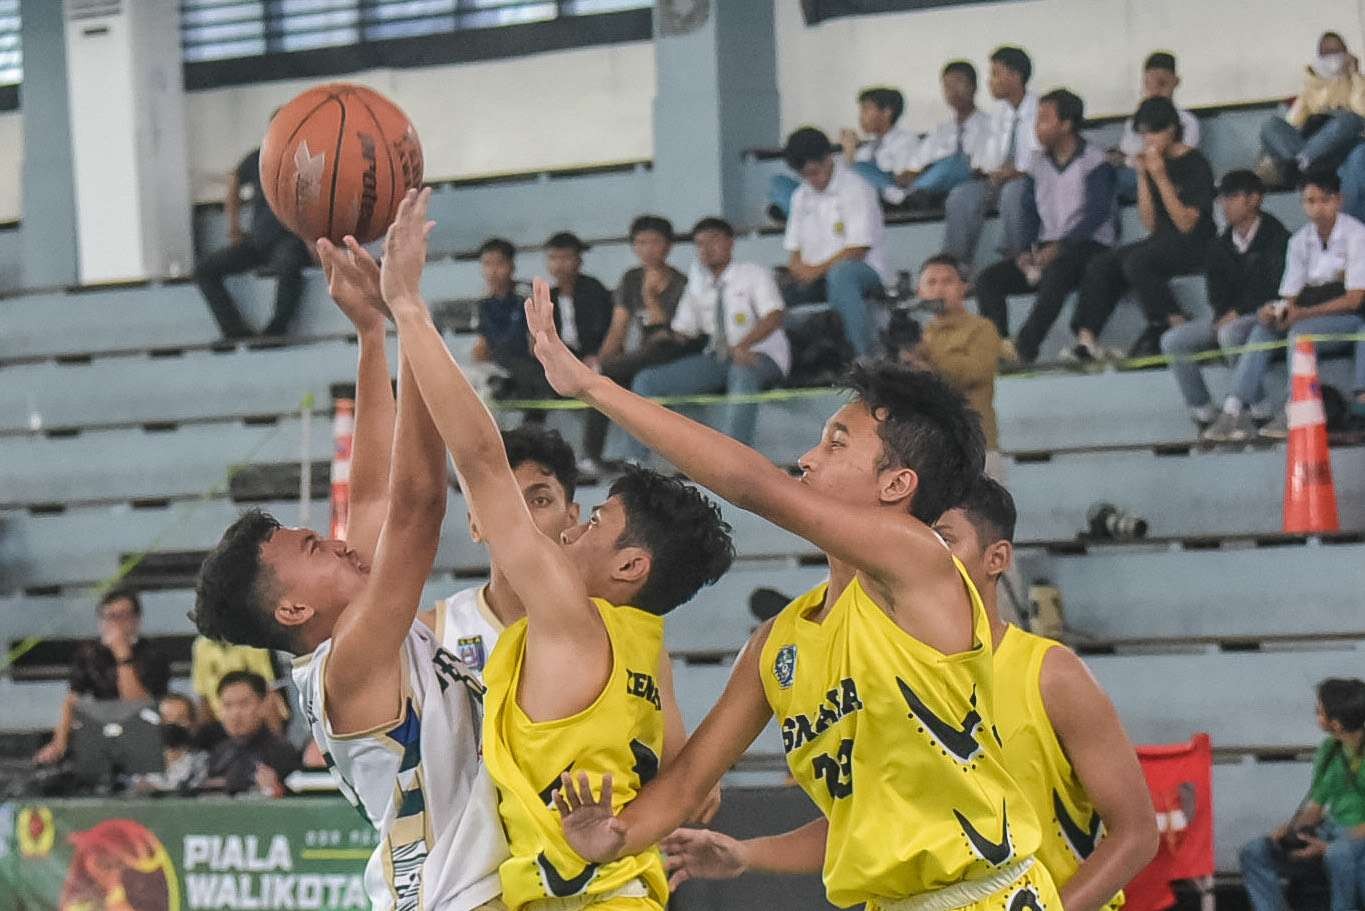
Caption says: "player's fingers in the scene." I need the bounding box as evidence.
[667,869,690,891]
[598,773,614,808]
[559,772,581,811]
[423,220,436,240]
[415,186,432,219]
[576,771,595,807]
[553,788,573,818]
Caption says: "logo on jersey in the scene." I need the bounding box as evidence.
[1006,885,1046,911]
[774,644,797,689]
[536,852,597,898]
[456,635,487,671]
[1054,789,1103,859]
[780,678,864,754]
[897,678,984,764]
[954,801,1015,866]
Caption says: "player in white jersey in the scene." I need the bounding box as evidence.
[191,210,507,911]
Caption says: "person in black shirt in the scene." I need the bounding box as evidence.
[33,589,171,766]
[204,671,299,797]
[1070,97,1217,360]
[545,232,614,364]
[194,147,311,340]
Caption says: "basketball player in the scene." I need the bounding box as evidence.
[380,189,735,911]
[529,300,1059,910]
[190,201,506,910]
[660,477,1158,911]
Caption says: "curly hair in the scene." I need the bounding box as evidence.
[608,466,735,616]
[844,360,986,524]
[190,510,295,652]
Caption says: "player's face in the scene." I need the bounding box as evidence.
[258,527,370,630]
[932,508,988,589]
[218,682,267,740]
[631,230,671,270]
[798,402,893,504]
[515,461,579,539]
[560,497,630,593]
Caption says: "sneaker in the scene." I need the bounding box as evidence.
[881,185,908,206]
[1258,412,1290,440]
[1059,341,1100,364]
[1201,410,1254,444]
[1127,324,1166,360]
[1254,156,1287,190]
[999,338,1021,369]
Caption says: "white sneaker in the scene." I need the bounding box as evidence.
[1201,410,1254,444]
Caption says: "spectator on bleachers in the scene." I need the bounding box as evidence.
[472,237,554,411]
[158,692,197,731]
[1205,170,1365,442]
[545,231,614,367]
[33,589,170,766]
[895,61,992,208]
[626,217,789,461]
[131,721,208,796]
[1160,170,1291,433]
[1068,97,1216,361]
[1111,52,1202,202]
[1258,32,1365,188]
[975,88,1116,366]
[1238,677,1365,911]
[943,45,1040,273]
[194,147,311,340]
[583,215,689,473]
[203,671,299,797]
[778,127,890,357]
[190,635,286,738]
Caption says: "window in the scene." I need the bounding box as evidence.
[0,0,19,88]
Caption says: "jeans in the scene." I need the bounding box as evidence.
[583,336,697,459]
[974,241,1108,363]
[943,175,1038,271]
[1240,822,1365,911]
[769,174,800,217]
[626,351,784,461]
[1262,111,1365,170]
[1230,311,1365,406]
[852,160,895,193]
[1072,231,1211,336]
[194,235,310,339]
[910,153,974,195]
[1160,314,1259,410]
[1115,166,1138,204]
[782,259,886,356]
[1341,144,1365,223]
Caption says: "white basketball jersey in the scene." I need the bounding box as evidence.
[292,622,507,911]
[435,586,504,674]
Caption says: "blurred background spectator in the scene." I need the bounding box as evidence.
[1257,32,1365,189]
[203,671,300,798]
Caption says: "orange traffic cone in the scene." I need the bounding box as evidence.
[1283,338,1339,533]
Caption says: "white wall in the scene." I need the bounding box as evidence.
[0,112,21,222]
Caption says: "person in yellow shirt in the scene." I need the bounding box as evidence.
[190,636,287,732]
[660,476,1159,911]
[1259,31,1365,185]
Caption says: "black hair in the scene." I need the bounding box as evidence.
[954,475,1017,547]
[546,231,588,253]
[99,587,142,616]
[1144,51,1177,74]
[990,46,1032,84]
[608,466,734,616]
[162,723,195,752]
[942,60,978,89]
[920,252,965,275]
[160,692,197,723]
[1300,168,1342,196]
[857,86,905,125]
[217,669,270,700]
[1318,678,1365,731]
[783,127,835,172]
[191,510,294,652]
[478,237,515,262]
[1132,96,1183,140]
[1040,88,1085,132]
[843,361,986,524]
[629,215,674,243]
[1218,169,1266,197]
[503,425,578,502]
[690,216,735,238]
[1320,31,1347,51]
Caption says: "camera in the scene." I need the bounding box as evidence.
[880,306,924,359]
[1086,502,1149,541]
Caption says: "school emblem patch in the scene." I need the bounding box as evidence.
[774,644,797,689]
[456,635,487,671]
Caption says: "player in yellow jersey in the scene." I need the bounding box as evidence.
[380,192,735,911]
[661,476,1159,911]
[527,275,1059,910]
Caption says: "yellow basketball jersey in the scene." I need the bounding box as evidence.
[759,567,1042,908]
[482,600,668,911]
[994,625,1124,910]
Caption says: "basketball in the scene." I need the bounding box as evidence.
[259,83,424,245]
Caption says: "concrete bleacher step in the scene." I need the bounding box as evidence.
[1213,759,1312,873]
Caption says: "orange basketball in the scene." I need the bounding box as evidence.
[260,83,424,245]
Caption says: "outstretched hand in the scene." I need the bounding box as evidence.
[317,236,388,331]
[660,828,748,890]
[526,278,597,397]
[380,187,435,314]
[554,771,627,864]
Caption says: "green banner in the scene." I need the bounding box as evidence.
[0,797,373,911]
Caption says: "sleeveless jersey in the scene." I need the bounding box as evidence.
[482,601,668,911]
[291,622,507,911]
[994,625,1124,910]
[759,568,1042,908]
[437,585,504,673]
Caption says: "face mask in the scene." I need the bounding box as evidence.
[1312,53,1347,79]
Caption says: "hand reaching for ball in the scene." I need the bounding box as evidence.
[526,278,597,398]
[380,188,435,315]
[317,236,388,332]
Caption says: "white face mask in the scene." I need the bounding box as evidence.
[1313,52,1347,79]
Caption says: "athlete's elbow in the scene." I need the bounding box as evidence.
[1118,811,1160,867]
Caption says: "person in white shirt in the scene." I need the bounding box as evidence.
[943,45,1042,272]
[778,127,890,356]
[1111,52,1202,202]
[896,61,993,206]
[1205,170,1365,443]
[627,217,789,460]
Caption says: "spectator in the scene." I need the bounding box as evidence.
[131,722,208,795]
[778,127,890,357]
[1068,97,1216,361]
[1160,170,1291,433]
[896,61,992,208]
[194,145,311,340]
[1111,52,1202,202]
[1205,170,1365,442]
[906,254,1002,459]
[943,45,1041,273]
[583,215,690,473]
[190,635,287,737]
[33,589,171,766]
[975,88,1117,365]
[158,692,198,734]
[545,232,614,366]
[1258,32,1365,188]
[1239,677,1365,911]
[626,217,789,462]
[204,671,300,797]
[472,238,553,411]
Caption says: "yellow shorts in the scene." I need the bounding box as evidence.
[868,860,1062,911]
[522,896,660,911]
